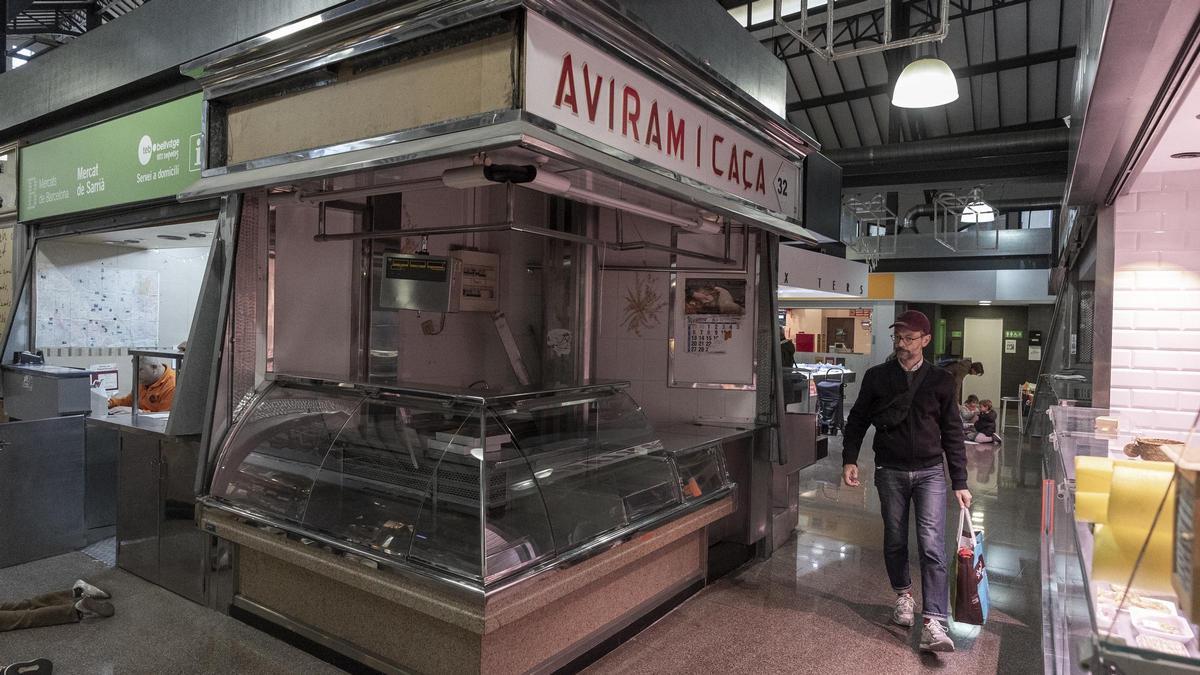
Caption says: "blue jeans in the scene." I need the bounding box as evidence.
[876,465,948,621]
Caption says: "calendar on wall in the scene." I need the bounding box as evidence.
[669,272,756,388]
[686,315,742,353]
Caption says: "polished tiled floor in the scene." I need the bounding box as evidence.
[0,550,343,674]
[0,432,1043,674]
[588,431,1046,674]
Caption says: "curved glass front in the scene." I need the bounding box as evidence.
[208,380,732,587]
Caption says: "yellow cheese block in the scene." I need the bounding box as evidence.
[1074,492,1110,523]
[1076,456,1115,494]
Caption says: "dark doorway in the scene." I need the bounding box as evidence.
[826,317,855,352]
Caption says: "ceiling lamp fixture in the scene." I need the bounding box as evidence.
[960,187,995,224]
[961,200,995,224]
[892,58,959,108]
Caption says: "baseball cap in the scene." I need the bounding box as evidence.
[890,310,931,335]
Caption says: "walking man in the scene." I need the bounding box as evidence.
[841,310,970,653]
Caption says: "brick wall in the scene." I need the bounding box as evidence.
[1109,171,1200,433]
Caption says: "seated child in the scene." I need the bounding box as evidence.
[973,399,999,443]
[960,394,980,429]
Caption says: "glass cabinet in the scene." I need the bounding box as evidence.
[1043,404,1200,673]
[205,376,733,588]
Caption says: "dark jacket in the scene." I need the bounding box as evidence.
[974,409,997,436]
[780,339,796,368]
[842,359,969,490]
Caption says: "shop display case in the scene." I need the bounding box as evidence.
[1043,404,1200,674]
[203,375,734,589]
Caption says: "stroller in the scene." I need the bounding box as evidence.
[815,377,847,436]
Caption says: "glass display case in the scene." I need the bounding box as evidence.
[1043,404,1200,673]
[204,376,733,589]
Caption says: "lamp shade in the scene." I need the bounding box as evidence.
[891,58,959,108]
[961,200,996,224]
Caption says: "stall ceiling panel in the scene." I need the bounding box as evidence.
[0,0,347,137]
[225,34,517,166]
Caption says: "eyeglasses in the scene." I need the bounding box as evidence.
[892,334,924,345]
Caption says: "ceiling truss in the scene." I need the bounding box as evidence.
[723,0,1081,153]
[3,0,148,70]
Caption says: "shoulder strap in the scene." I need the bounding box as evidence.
[911,362,930,392]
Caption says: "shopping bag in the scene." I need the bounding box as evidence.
[951,506,989,625]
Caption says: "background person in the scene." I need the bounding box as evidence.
[960,394,980,429]
[841,309,970,654]
[108,358,175,413]
[0,580,113,633]
[944,358,984,404]
[972,399,999,443]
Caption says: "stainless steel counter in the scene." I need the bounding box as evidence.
[1,363,92,420]
[652,421,761,453]
[88,412,172,436]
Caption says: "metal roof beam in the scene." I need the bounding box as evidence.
[760,0,1033,57]
[787,46,1076,112]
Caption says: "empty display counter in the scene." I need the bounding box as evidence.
[200,375,734,673]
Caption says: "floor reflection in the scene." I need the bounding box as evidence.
[590,430,1047,674]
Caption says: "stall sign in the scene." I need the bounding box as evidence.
[19,94,203,221]
[777,245,868,298]
[525,13,801,220]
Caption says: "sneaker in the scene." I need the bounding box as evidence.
[72,579,110,600]
[2,659,52,675]
[74,597,114,620]
[920,619,955,653]
[892,593,915,627]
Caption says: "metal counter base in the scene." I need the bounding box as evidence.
[202,498,733,675]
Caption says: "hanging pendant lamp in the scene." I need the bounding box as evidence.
[960,200,996,223]
[891,58,959,108]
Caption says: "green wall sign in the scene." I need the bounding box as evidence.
[19,94,203,221]
[1004,329,1025,339]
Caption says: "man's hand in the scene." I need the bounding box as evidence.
[955,489,972,509]
[842,464,860,487]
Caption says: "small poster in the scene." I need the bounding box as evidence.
[684,278,746,317]
[683,278,746,354]
[1029,346,1042,361]
[1005,339,1017,354]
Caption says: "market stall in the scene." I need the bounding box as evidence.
[0,91,221,581]
[171,0,835,671]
